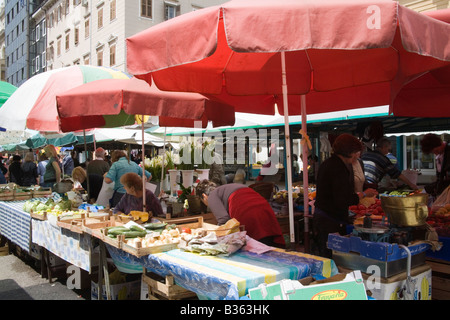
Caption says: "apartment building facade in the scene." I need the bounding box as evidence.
[31,0,227,76]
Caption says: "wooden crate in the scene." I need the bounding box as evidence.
[83,215,124,238]
[162,216,243,237]
[426,258,450,300]
[0,193,14,201]
[159,213,217,225]
[14,190,33,200]
[57,213,112,234]
[32,187,52,197]
[30,210,47,221]
[142,269,197,300]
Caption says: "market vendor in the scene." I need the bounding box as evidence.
[420,133,450,198]
[113,172,163,216]
[72,167,103,204]
[196,180,285,247]
[42,145,61,188]
[104,150,152,207]
[314,134,378,258]
[362,137,419,191]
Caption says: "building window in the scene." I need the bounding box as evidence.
[74,27,79,45]
[57,6,62,22]
[57,38,62,56]
[109,44,116,66]
[65,33,70,51]
[42,52,46,68]
[36,25,40,42]
[165,4,179,20]
[97,50,103,66]
[85,18,90,38]
[84,54,90,65]
[98,7,104,29]
[49,12,54,27]
[65,0,70,15]
[36,56,40,73]
[110,0,116,21]
[141,0,152,19]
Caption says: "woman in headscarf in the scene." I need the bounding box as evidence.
[313,134,378,258]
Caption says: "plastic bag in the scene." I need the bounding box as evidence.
[431,185,450,213]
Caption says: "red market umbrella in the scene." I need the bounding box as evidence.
[56,77,235,132]
[0,65,132,133]
[126,0,450,248]
[56,77,236,210]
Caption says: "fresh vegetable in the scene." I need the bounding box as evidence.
[181,227,192,234]
[143,222,167,230]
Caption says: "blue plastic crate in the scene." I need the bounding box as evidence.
[327,233,431,262]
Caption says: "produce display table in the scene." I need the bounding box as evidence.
[106,245,338,300]
[0,199,46,252]
[0,199,94,272]
[31,216,93,272]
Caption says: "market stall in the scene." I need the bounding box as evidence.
[106,244,337,300]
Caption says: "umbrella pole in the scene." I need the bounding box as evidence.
[83,129,90,201]
[160,127,167,192]
[281,52,295,251]
[301,95,310,253]
[141,116,146,211]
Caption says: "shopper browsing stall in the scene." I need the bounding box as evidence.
[72,167,104,204]
[87,147,110,177]
[21,152,38,186]
[42,145,61,188]
[362,137,418,191]
[8,155,24,185]
[420,133,450,197]
[196,180,285,247]
[313,134,378,258]
[113,172,163,216]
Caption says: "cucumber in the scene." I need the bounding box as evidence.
[143,222,167,230]
[122,230,147,238]
[130,225,146,232]
[107,226,129,232]
[107,228,130,236]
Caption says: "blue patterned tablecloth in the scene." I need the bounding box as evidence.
[0,199,44,252]
[0,199,93,272]
[107,245,338,300]
[32,217,93,272]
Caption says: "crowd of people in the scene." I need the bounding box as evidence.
[0,130,448,255]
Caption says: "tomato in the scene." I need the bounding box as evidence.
[349,205,358,211]
[358,205,366,210]
[181,227,191,234]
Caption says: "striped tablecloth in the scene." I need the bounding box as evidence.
[106,245,338,300]
[0,199,44,252]
[0,199,93,272]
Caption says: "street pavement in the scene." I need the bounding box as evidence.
[0,247,88,300]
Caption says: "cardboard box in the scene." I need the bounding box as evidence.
[248,271,368,300]
[339,264,432,300]
[91,279,141,300]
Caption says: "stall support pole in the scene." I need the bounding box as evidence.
[97,241,111,300]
